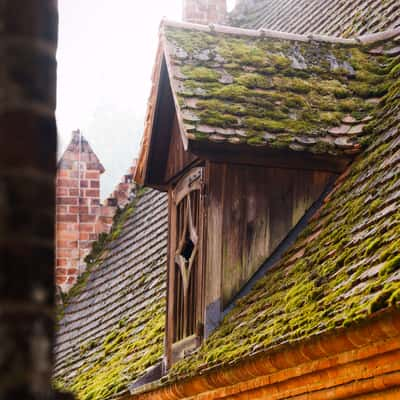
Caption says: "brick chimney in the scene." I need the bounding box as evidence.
[55,130,105,292]
[183,0,227,25]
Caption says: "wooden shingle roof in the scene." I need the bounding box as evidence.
[55,5,400,400]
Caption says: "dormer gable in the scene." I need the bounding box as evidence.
[134,21,394,190]
[134,21,395,367]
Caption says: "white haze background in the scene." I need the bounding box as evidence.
[57,0,236,198]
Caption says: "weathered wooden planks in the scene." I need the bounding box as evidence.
[206,163,334,307]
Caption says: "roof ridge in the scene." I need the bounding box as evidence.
[161,18,400,46]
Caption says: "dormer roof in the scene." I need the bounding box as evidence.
[135,20,399,185]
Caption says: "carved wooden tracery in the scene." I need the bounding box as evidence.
[168,167,205,354]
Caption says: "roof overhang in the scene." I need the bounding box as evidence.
[134,20,400,189]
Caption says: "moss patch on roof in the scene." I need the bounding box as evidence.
[54,189,168,400]
[168,45,400,380]
[55,300,165,400]
[163,25,396,155]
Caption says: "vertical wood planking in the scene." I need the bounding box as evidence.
[268,168,294,252]
[164,115,197,184]
[243,166,270,286]
[205,163,225,308]
[222,165,244,305]
[206,163,335,307]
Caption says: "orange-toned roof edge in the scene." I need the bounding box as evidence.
[126,306,400,400]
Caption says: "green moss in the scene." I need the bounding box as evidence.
[317,80,351,98]
[302,110,341,125]
[349,81,389,98]
[181,66,220,82]
[183,80,220,95]
[84,233,108,265]
[365,237,383,256]
[285,281,316,312]
[273,77,312,94]
[243,117,285,132]
[247,136,266,145]
[286,120,314,134]
[338,98,369,112]
[379,241,399,262]
[369,289,393,313]
[355,70,385,85]
[217,38,266,66]
[118,317,128,328]
[212,84,251,101]
[389,289,400,306]
[80,339,98,356]
[198,110,238,127]
[64,300,165,400]
[165,28,217,54]
[236,73,271,89]
[196,99,247,115]
[268,53,291,69]
[284,94,308,108]
[289,78,312,94]
[194,131,209,140]
[379,256,400,277]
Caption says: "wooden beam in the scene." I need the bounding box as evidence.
[189,141,352,174]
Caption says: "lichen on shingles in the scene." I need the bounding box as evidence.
[168,44,400,380]
[54,189,168,400]
[164,25,395,155]
[55,300,165,400]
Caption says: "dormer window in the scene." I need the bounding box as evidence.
[134,21,363,369]
[167,167,205,365]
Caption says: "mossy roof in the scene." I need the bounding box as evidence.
[164,35,400,381]
[53,189,168,400]
[230,0,400,37]
[161,21,397,156]
[55,20,400,400]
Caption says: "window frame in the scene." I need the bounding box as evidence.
[166,166,206,366]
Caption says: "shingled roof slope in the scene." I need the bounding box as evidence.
[55,15,400,400]
[166,39,400,381]
[159,21,395,156]
[53,188,168,400]
[230,0,400,37]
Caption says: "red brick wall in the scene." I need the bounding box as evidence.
[56,130,105,292]
[56,135,137,292]
[183,0,227,24]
